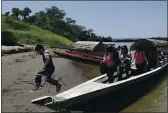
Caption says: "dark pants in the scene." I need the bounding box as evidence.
[106,66,117,83]
[35,67,58,86]
[136,62,147,75]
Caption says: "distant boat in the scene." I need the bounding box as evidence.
[52,41,116,63]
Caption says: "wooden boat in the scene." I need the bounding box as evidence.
[52,49,103,63]
[52,41,116,63]
[31,60,168,109]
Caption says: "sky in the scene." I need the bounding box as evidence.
[2,1,167,38]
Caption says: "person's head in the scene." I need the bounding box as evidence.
[107,46,115,54]
[136,46,142,53]
[35,44,45,55]
[117,46,121,50]
[121,45,128,54]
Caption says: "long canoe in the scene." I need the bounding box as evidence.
[52,49,103,63]
[31,61,168,109]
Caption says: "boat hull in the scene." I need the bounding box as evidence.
[31,62,168,110]
[56,63,168,107]
[52,49,102,64]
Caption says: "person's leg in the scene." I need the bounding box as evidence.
[108,71,114,83]
[45,68,62,92]
[46,68,58,85]
[125,62,131,77]
[136,63,141,75]
[142,62,147,73]
[118,66,123,81]
[138,63,145,74]
[106,67,115,83]
[34,68,46,89]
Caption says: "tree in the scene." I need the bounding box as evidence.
[11,8,20,17]
[7,6,114,42]
[66,17,76,24]
[107,36,112,42]
[45,6,66,20]
[25,15,36,23]
[4,12,10,16]
[34,11,48,27]
[22,7,32,19]
[19,10,24,20]
[87,29,94,37]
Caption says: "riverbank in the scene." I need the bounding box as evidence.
[2,45,34,55]
[2,50,167,112]
[1,50,89,112]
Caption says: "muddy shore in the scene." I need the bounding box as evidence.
[1,50,89,112]
[2,49,167,112]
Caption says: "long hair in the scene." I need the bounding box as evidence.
[107,46,115,53]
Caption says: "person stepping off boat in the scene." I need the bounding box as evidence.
[33,44,62,91]
[120,45,132,77]
[101,46,121,83]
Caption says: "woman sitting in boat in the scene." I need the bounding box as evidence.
[120,45,132,76]
[132,47,148,75]
[101,46,121,83]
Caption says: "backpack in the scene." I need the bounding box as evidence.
[105,55,113,68]
[100,55,112,74]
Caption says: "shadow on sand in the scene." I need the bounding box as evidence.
[48,66,167,113]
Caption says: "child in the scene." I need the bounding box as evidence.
[33,44,62,91]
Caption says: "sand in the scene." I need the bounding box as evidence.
[1,50,87,112]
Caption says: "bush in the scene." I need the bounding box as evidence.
[2,16,74,48]
[2,31,17,46]
[4,18,30,31]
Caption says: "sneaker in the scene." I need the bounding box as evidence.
[32,85,41,90]
[56,83,62,92]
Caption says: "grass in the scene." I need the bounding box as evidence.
[2,16,74,48]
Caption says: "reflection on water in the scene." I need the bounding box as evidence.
[68,60,167,112]
[71,61,100,79]
[121,72,167,112]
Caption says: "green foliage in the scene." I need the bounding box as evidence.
[150,37,168,41]
[3,5,113,48]
[2,16,74,48]
[3,16,30,30]
[2,30,17,46]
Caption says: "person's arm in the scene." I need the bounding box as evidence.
[131,52,135,62]
[127,52,132,59]
[116,52,121,74]
[44,57,50,69]
[117,64,120,74]
[143,51,148,65]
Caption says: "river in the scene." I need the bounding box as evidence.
[65,42,167,112]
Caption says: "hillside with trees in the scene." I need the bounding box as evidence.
[2,6,113,48]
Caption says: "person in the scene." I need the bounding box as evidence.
[120,45,132,76]
[103,46,121,83]
[33,44,62,91]
[120,45,132,60]
[158,50,165,61]
[131,47,148,75]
